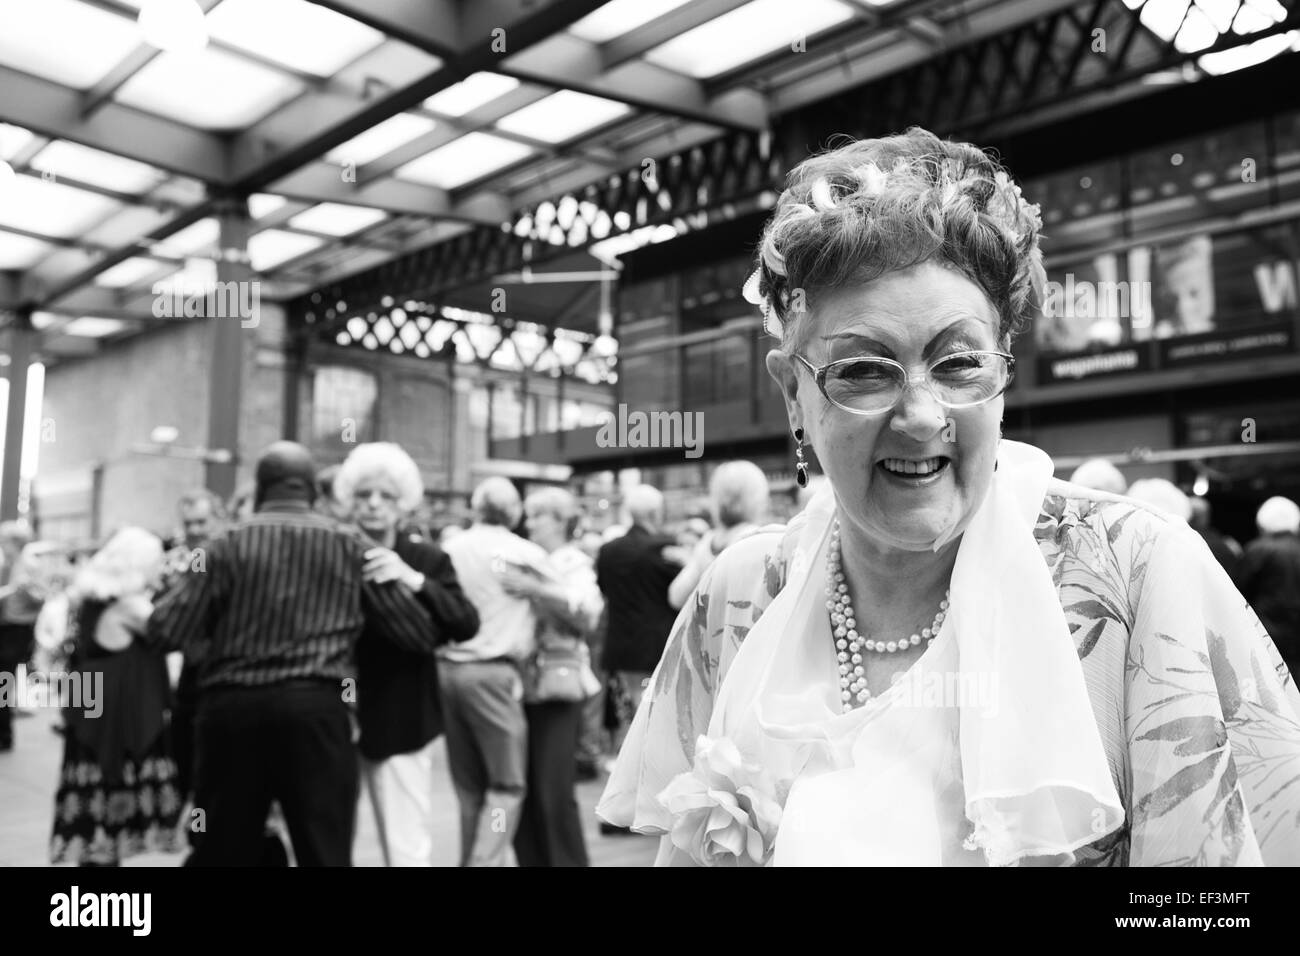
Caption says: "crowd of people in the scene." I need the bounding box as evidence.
[0,437,799,867]
[0,426,1295,868]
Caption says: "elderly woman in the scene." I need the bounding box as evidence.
[335,442,480,867]
[50,528,181,866]
[668,461,771,609]
[498,487,602,867]
[598,128,1300,867]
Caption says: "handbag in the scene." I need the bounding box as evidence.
[524,634,600,704]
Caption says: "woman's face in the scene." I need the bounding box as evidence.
[767,261,1005,554]
[352,473,403,537]
[525,507,566,552]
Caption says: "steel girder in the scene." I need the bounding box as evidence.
[292,125,779,335]
[293,0,1300,343]
[790,0,1300,144]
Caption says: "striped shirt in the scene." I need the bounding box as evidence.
[145,500,438,690]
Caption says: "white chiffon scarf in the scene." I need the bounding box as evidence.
[706,439,1125,866]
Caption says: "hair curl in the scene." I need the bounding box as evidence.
[753,127,1045,349]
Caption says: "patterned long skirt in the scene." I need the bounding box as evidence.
[50,732,183,865]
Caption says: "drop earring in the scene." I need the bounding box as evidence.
[794,427,809,488]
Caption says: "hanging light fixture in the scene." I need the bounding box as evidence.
[138,0,209,53]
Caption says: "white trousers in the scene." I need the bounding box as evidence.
[361,738,439,867]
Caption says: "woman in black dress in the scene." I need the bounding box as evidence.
[50,528,182,866]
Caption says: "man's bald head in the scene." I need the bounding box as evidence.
[471,476,522,527]
[255,441,318,507]
[625,484,664,531]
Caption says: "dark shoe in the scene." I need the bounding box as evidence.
[599,822,633,836]
[575,760,598,782]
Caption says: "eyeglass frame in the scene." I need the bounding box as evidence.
[792,349,1017,417]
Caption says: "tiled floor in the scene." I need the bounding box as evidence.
[0,707,657,867]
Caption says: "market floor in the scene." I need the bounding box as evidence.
[0,706,657,867]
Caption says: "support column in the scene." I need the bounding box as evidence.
[1,308,34,522]
[282,307,309,443]
[205,195,253,499]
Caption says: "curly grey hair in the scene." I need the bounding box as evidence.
[749,127,1046,350]
[334,443,425,513]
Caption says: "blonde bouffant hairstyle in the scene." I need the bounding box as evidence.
[750,127,1046,350]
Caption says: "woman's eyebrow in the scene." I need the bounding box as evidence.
[820,332,895,357]
[923,320,991,359]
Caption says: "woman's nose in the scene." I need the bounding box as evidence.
[888,380,948,441]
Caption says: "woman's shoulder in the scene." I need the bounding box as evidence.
[1038,477,1190,548]
[704,522,792,604]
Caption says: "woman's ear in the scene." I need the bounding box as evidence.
[764,349,804,435]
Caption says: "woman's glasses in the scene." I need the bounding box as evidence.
[794,350,1015,416]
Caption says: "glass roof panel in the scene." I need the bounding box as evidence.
[115,45,304,131]
[0,232,53,270]
[205,0,385,77]
[569,0,694,43]
[0,0,143,89]
[248,228,324,271]
[495,91,632,143]
[0,123,36,162]
[1139,0,1192,41]
[149,217,220,258]
[93,256,167,288]
[0,177,119,239]
[287,203,387,236]
[394,133,534,189]
[644,0,856,78]
[62,317,127,338]
[325,113,437,167]
[1199,30,1299,73]
[423,73,520,117]
[249,193,288,219]
[30,141,168,195]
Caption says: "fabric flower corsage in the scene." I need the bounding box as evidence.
[657,734,785,867]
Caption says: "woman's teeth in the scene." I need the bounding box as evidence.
[879,457,947,475]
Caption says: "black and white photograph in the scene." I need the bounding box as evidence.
[1,0,1299,927]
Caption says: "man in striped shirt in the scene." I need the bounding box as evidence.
[146,441,448,866]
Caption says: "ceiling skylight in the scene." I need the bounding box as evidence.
[423,73,520,117]
[395,133,534,189]
[495,91,632,143]
[288,203,387,236]
[645,0,855,78]
[325,113,438,167]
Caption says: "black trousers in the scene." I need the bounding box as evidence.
[187,681,357,867]
[514,700,589,867]
[0,624,34,747]
[171,663,200,801]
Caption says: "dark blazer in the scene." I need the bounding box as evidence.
[1236,532,1300,677]
[597,525,680,674]
[356,529,479,761]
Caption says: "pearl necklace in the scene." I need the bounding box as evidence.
[826,520,950,712]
